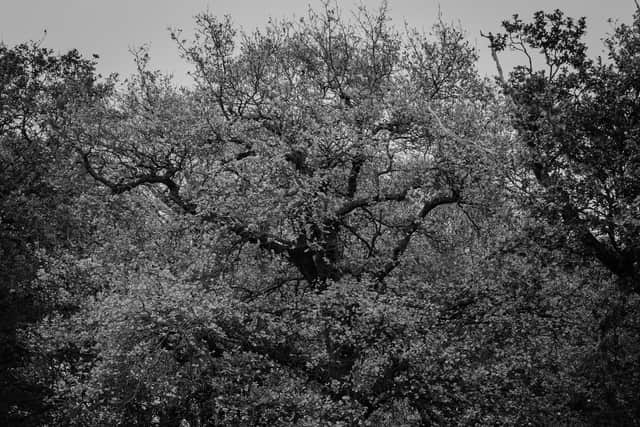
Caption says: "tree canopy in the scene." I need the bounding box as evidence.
[2,2,639,426]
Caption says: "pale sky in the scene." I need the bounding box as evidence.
[0,0,636,85]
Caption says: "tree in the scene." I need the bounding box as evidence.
[486,7,640,293]
[485,8,640,423]
[62,3,512,424]
[0,42,108,425]
[77,3,500,293]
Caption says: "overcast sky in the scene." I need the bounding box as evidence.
[1,0,636,85]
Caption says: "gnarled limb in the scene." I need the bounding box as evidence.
[80,150,197,214]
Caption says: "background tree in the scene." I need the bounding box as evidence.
[486,7,640,423]
[0,42,109,425]
[486,7,640,292]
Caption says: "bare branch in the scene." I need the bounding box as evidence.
[480,30,506,85]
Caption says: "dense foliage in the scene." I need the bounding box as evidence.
[0,42,110,425]
[2,2,639,426]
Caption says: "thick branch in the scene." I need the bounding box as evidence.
[228,224,294,256]
[377,191,460,280]
[80,151,196,214]
[561,202,637,285]
[335,190,409,217]
[81,151,165,192]
[346,155,364,198]
[285,149,310,174]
